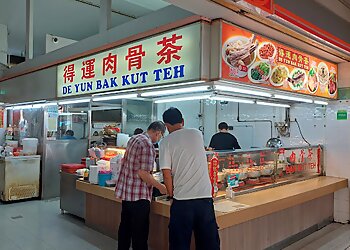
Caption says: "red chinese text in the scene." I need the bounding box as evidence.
[63,64,76,83]
[103,53,117,75]
[81,59,96,79]
[289,151,296,163]
[125,45,145,71]
[157,34,183,64]
[307,148,314,160]
[300,149,305,163]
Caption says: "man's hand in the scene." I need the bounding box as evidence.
[138,169,165,193]
[158,184,167,195]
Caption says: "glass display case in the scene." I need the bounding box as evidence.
[207,145,323,196]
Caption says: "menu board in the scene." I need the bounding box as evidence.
[221,21,338,99]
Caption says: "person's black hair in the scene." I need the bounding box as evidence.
[218,122,228,130]
[162,107,183,125]
[147,121,166,134]
[133,128,144,135]
[66,130,74,136]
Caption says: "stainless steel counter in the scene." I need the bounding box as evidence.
[60,171,85,219]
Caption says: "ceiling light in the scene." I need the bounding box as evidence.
[141,86,209,97]
[273,94,313,103]
[154,94,211,104]
[58,98,91,105]
[13,105,34,110]
[215,85,272,97]
[93,93,138,102]
[210,96,254,104]
[12,103,54,110]
[46,102,58,106]
[256,101,290,108]
[314,100,328,105]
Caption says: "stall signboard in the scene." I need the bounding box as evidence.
[57,23,201,97]
[221,21,338,99]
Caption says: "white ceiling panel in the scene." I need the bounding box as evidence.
[0,0,169,57]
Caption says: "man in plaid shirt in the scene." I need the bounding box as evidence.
[116,121,167,250]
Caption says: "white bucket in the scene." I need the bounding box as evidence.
[22,138,38,155]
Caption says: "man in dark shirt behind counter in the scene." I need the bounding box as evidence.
[209,122,241,150]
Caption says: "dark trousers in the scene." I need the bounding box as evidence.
[118,199,150,250]
[169,198,220,250]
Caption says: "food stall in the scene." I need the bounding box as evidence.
[0,14,345,248]
[46,18,346,249]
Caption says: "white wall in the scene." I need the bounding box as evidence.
[0,24,8,66]
[338,62,350,88]
[45,34,77,54]
[325,100,350,223]
[156,100,326,149]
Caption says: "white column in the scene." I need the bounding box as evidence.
[99,0,112,33]
[25,0,34,60]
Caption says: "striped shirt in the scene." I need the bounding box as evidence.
[115,133,155,201]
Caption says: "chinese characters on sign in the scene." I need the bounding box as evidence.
[57,23,201,97]
[284,148,318,174]
[277,47,309,71]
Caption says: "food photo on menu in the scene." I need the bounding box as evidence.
[221,21,338,99]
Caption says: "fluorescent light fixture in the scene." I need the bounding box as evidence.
[215,85,272,97]
[58,98,91,105]
[93,93,138,102]
[59,113,88,116]
[141,86,209,97]
[210,96,254,104]
[273,94,313,103]
[155,94,211,104]
[256,101,290,108]
[13,105,34,110]
[46,102,58,106]
[314,100,328,105]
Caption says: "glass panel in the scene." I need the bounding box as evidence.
[207,145,322,197]
[123,99,153,135]
[46,103,89,140]
[90,99,122,147]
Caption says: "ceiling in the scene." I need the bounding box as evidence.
[274,0,350,44]
[0,0,348,61]
[0,0,169,57]
[314,0,350,23]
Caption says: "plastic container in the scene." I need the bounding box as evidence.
[98,171,112,186]
[22,138,38,155]
[6,140,18,148]
[89,165,99,184]
[61,163,85,174]
[97,160,110,171]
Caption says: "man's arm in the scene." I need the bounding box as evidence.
[233,136,241,149]
[138,170,167,194]
[138,141,167,194]
[209,135,215,149]
[162,169,173,197]
[159,140,173,197]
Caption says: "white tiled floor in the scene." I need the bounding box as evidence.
[0,199,117,250]
[284,223,350,250]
